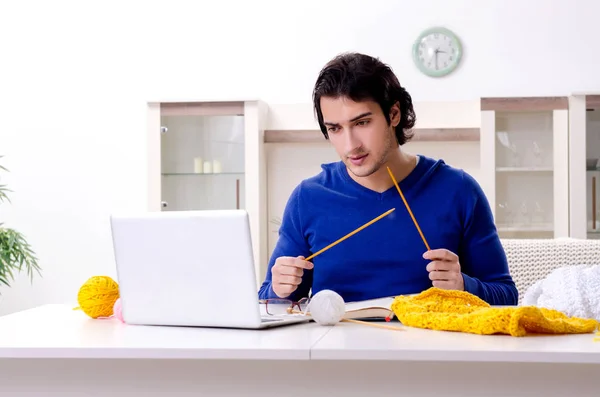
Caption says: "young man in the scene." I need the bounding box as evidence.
[258,52,518,306]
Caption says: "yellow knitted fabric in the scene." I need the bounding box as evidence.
[391,287,599,337]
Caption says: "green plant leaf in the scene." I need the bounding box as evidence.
[0,255,15,281]
[0,157,42,291]
[0,156,11,203]
[0,228,41,291]
[0,187,10,204]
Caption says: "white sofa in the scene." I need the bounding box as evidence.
[501,238,600,304]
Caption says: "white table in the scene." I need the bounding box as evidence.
[0,304,599,396]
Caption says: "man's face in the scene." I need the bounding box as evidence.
[320,96,400,178]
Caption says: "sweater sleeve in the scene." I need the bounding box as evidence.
[458,172,519,306]
[258,183,313,301]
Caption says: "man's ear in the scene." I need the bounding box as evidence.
[389,101,401,127]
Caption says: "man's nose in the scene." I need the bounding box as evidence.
[343,128,361,152]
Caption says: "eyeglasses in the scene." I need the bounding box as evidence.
[260,297,310,316]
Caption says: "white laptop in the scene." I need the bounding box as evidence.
[109,209,310,329]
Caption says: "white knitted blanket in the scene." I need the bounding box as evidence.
[522,264,600,321]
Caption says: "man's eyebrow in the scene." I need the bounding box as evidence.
[349,112,372,122]
[324,112,373,126]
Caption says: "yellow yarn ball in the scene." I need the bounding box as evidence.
[76,276,120,319]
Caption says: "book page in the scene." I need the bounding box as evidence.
[344,296,395,312]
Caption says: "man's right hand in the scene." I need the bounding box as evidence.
[271,255,314,298]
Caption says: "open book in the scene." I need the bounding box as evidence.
[343,296,396,321]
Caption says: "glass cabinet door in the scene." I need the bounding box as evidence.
[481,97,569,239]
[159,113,245,211]
[494,111,555,238]
[586,105,600,239]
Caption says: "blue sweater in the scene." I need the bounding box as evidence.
[258,155,518,306]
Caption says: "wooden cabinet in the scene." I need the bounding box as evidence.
[568,94,600,240]
[146,100,268,285]
[142,95,600,285]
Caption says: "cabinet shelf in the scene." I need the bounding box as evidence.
[496,167,553,172]
[497,224,554,233]
[161,172,244,176]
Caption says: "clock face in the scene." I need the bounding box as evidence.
[412,27,462,77]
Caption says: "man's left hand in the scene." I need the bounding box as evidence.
[423,249,464,291]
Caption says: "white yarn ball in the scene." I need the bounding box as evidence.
[308,289,346,326]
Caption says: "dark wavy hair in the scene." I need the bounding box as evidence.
[312,52,416,145]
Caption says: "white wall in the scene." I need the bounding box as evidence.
[1,0,600,315]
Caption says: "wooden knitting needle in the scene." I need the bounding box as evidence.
[288,309,404,331]
[341,318,404,331]
[305,208,395,261]
[386,166,430,251]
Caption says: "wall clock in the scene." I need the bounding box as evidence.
[412,27,462,77]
